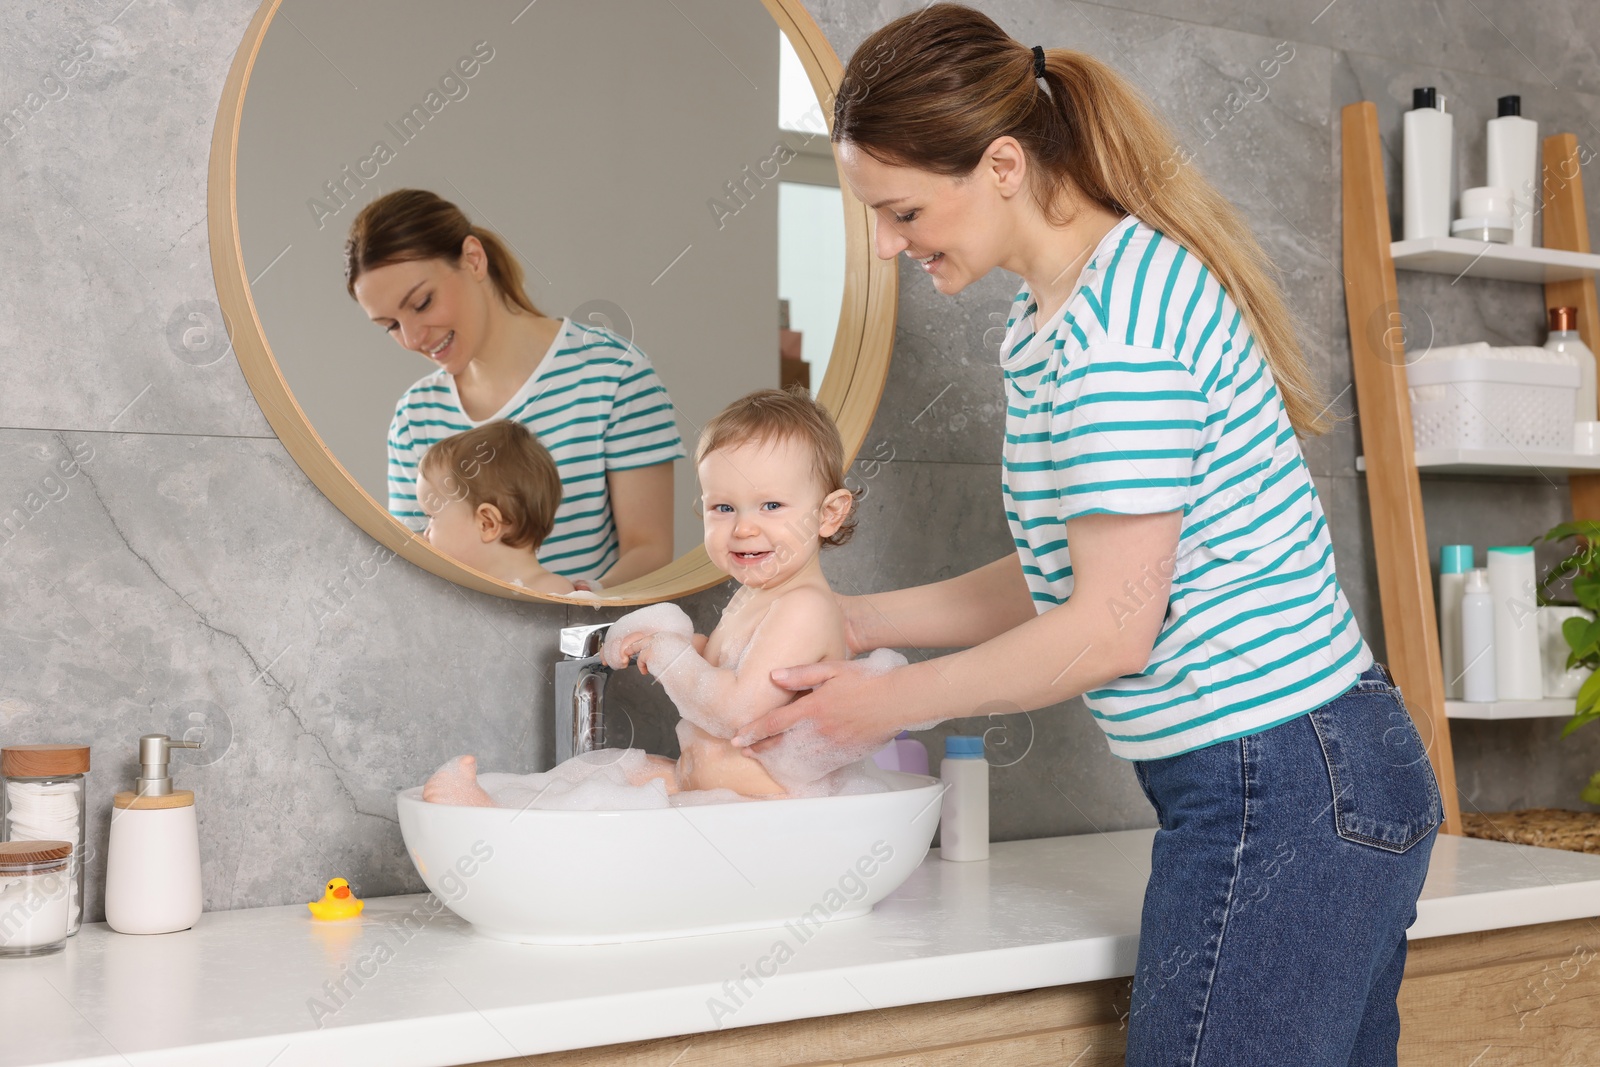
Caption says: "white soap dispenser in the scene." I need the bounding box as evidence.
[104,734,203,935]
[1486,94,1539,247]
[1403,87,1454,241]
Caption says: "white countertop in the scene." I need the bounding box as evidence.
[7,829,1600,1067]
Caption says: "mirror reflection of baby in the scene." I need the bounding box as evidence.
[415,420,575,595]
[423,387,863,807]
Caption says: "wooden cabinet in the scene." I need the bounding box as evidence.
[464,918,1600,1065]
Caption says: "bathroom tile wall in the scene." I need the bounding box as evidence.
[1,0,1597,919]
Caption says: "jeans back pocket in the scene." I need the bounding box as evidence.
[1307,683,1443,854]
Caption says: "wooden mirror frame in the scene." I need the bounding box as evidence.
[208,0,897,607]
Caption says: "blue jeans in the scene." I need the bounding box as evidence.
[1125,662,1443,1066]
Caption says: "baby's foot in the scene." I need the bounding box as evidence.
[422,755,498,807]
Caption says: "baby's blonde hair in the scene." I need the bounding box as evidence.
[696,386,857,547]
[420,420,562,550]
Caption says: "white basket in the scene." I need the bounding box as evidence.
[1407,353,1578,451]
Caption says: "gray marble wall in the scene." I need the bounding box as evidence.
[2,0,1597,921]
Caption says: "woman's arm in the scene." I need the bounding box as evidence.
[844,551,1036,653]
[595,462,675,587]
[734,510,1182,748]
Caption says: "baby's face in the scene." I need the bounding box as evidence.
[417,471,490,567]
[699,435,837,589]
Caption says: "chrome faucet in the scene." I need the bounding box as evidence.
[553,623,611,765]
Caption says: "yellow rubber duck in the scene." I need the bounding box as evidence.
[307,877,364,921]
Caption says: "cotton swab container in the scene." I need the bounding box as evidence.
[2,745,90,935]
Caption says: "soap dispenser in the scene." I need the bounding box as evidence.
[104,734,203,935]
[1403,87,1453,240]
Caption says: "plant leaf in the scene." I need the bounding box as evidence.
[1560,707,1600,739]
[1582,771,1600,807]
[1571,669,1600,719]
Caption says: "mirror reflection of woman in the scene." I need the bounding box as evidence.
[345,189,684,588]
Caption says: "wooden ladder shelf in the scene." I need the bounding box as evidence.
[1340,101,1600,837]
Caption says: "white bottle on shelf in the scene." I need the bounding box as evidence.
[1486,94,1539,248]
[1546,306,1596,425]
[1459,568,1497,702]
[1438,545,1473,699]
[1403,87,1454,241]
[1486,547,1542,700]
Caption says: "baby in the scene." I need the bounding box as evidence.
[415,420,574,595]
[424,387,867,807]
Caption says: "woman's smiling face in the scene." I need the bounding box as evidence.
[352,239,493,377]
[836,139,1020,296]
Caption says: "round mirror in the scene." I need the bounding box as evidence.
[209,0,895,604]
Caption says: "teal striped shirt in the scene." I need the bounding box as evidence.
[387,318,686,581]
[1000,214,1372,760]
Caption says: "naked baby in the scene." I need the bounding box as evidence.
[424,386,894,808]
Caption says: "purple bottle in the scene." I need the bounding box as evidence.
[871,731,930,776]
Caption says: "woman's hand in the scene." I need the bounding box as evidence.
[731,659,909,754]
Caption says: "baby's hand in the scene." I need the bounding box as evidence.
[600,604,694,670]
[605,630,655,672]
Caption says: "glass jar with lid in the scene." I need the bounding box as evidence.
[0,840,73,956]
[2,744,90,935]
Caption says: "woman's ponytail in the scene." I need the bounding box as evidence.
[345,189,542,318]
[834,4,1330,436]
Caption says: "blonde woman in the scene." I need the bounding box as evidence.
[734,6,1441,1063]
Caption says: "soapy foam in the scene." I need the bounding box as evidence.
[601,604,694,670]
[645,631,746,738]
[752,649,942,791]
[427,750,900,812]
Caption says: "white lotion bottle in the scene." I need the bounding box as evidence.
[104,734,203,935]
[1460,568,1497,702]
[1547,306,1596,424]
[939,736,989,862]
[1486,94,1539,247]
[1439,545,1473,699]
[1486,547,1542,700]
[1403,87,1454,241]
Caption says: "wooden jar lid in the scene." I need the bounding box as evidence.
[114,790,194,810]
[0,840,72,865]
[1,744,90,777]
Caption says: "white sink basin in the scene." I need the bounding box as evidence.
[395,769,943,945]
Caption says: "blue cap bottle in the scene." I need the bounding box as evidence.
[939,736,989,861]
[945,736,985,758]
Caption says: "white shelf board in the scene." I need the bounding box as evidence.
[1391,237,1600,283]
[1355,447,1600,475]
[1445,698,1575,720]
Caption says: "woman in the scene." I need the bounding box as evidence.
[733,7,1441,1064]
[345,189,684,588]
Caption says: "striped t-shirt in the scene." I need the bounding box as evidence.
[999,214,1372,761]
[387,318,686,581]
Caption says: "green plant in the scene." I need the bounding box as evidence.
[1536,523,1600,794]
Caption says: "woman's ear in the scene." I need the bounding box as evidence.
[817,487,855,538]
[984,135,1028,199]
[459,234,488,280]
[475,502,507,543]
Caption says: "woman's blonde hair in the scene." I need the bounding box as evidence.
[832,4,1329,436]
